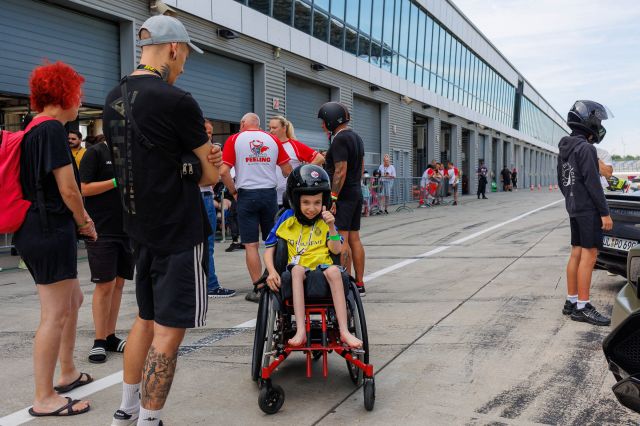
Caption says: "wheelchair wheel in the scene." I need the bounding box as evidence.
[346,285,369,386]
[251,290,269,382]
[258,383,285,414]
[363,377,375,411]
[261,293,279,373]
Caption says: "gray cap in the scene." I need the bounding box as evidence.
[138,15,203,54]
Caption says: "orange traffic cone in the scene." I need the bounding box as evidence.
[549,185,553,191]
[555,184,558,190]
[538,184,541,191]
[530,184,534,191]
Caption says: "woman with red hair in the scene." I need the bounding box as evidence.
[14,61,96,417]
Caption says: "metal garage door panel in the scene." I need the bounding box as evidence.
[180,52,253,123]
[286,76,330,150]
[0,0,120,107]
[352,96,381,169]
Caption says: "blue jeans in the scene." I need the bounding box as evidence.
[202,192,220,291]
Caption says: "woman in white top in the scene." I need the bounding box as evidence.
[377,154,396,214]
[269,116,325,207]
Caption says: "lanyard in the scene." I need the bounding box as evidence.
[295,222,316,255]
[136,64,162,79]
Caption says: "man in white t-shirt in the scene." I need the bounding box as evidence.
[596,147,614,190]
[377,154,396,214]
[221,113,292,302]
[445,161,460,205]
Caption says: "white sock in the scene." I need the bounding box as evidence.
[577,300,589,310]
[120,382,140,414]
[567,295,578,304]
[137,407,162,425]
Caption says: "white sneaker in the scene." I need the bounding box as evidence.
[111,409,138,426]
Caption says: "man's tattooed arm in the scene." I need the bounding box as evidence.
[141,345,178,409]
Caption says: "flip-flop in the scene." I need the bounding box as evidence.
[54,372,93,393]
[28,397,90,417]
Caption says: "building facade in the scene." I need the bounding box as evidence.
[0,0,567,193]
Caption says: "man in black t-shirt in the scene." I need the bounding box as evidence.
[80,140,134,364]
[318,102,367,296]
[102,15,221,426]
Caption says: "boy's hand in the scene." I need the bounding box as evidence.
[266,271,281,291]
[321,206,335,226]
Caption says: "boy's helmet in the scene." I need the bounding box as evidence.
[286,165,331,226]
[567,100,612,144]
[317,102,350,133]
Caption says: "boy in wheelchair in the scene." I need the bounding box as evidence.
[263,165,363,349]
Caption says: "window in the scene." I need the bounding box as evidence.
[359,0,372,35]
[381,47,392,71]
[424,16,433,72]
[436,25,445,78]
[443,31,451,83]
[407,60,415,82]
[313,9,330,41]
[331,0,345,20]
[416,11,426,69]
[398,55,407,79]
[399,0,410,56]
[345,0,359,27]
[273,0,293,24]
[371,41,382,66]
[358,33,371,61]
[345,26,358,54]
[392,0,401,51]
[248,0,270,14]
[315,0,329,11]
[382,0,394,47]
[294,0,312,33]
[415,65,423,86]
[371,0,384,42]
[408,4,418,60]
[330,18,345,48]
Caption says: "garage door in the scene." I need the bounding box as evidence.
[0,0,120,107]
[352,96,381,171]
[180,52,253,123]
[286,75,330,149]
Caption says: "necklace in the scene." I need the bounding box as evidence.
[136,64,162,79]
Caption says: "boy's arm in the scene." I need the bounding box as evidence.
[327,223,342,255]
[263,246,281,290]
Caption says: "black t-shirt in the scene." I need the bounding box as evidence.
[19,120,78,217]
[501,169,511,182]
[325,129,364,199]
[103,75,210,254]
[79,142,126,237]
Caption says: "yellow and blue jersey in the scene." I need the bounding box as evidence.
[265,209,342,269]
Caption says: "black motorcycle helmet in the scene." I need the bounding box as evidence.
[286,165,331,226]
[567,100,612,144]
[317,102,351,134]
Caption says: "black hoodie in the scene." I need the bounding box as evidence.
[557,132,609,217]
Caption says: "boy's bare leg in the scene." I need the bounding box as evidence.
[566,246,581,297]
[288,265,307,346]
[140,323,186,411]
[577,248,598,301]
[324,267,362,348]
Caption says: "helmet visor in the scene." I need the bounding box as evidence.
[574,100,614,120]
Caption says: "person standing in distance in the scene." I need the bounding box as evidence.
[220,113,292,303]
[477,160,488,199]
[269,115,325,208]
[378,154,396,214]
[103,15,222,426]
[68,130,85,168]
[318,102,366,296]
[558,100,613,326]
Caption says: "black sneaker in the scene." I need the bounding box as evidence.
[208,287,236,298]
[225,242,243,252]
[356,282,366,297]
[452,201,457,206]
[111,409,138,426]
[245,291,260,303]
[571,303,611,326]
[562,300,576,315]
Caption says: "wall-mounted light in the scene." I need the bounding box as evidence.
[151,0,176,16]
[422,104,431,109]
[400,95,412,105]
[448,113,455,118]
[369,84,381,91]
[311,63,328,71]
[217,28,239,39]
[273,46,281,59]
[467,121,475,125]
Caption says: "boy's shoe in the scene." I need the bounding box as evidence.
[111,409,138,426]
[570,303,611,326]
[208,287,236,298]
[245,291,260,303]
[562,300,576,315]
[356,282,366,297]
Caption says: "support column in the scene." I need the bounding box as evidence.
[495,138,504,192]
[485,135,492,183]
[427,117,441,164]
[452,124,462,195]
[469,129,478,195]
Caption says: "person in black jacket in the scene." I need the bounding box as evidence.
[558,100,613,326]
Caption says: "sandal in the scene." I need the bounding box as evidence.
[28,397,90,417]
[88,345,107,363]
[54,372,93,393]
[106,336,126,353]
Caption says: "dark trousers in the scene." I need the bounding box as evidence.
[477,176,487,197]
[228,198,240,241]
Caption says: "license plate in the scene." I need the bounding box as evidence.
[602,235,638,252]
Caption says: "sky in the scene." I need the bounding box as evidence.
[453,0,640,157]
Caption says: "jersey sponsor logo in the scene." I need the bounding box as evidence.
[247,140,271,163]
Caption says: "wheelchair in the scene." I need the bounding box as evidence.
[250,237,375,414]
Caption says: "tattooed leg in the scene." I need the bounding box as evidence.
[140,325,186,410]
[339,230,352,276]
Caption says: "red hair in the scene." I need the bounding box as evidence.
[29,61,85,112]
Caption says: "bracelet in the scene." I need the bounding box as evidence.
[331,192,338,201]
[77,221,90,229]
[328,234,341,241]
[112,178,117,188]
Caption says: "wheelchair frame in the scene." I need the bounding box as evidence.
[250,238,375,414]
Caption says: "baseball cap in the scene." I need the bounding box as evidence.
[138,15,203,54]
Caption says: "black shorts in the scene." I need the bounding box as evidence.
[13,212,77,285]
[570,214,603,249]
[335,195,363,231]
[86,237,135,283]
[237,188,277,243]
[135,242,208,328]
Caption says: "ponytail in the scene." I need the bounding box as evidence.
[271,115,296,140]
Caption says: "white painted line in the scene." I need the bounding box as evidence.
[0,198,562,425]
